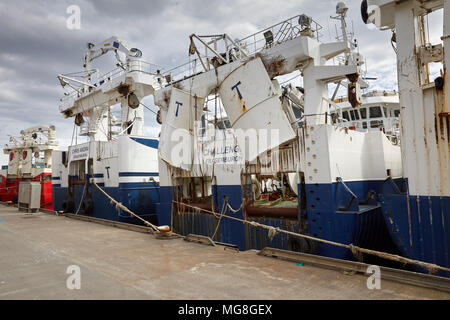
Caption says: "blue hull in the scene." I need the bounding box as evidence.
[380,192,450,277]
[53,182,160,226]
[158,179,400,263]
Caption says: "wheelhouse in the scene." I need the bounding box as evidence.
[331,91,401,143]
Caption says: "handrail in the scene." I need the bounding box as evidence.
[238,14,322,52]
[161,14,323,86]
[322,97,345,126]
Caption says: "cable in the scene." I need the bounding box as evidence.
[70,122,76,146]
[280,73,301,85]
[139,102,158,116]
[74,181,88,215]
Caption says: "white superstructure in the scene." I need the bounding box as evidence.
[154,2,403,256]
[53,37,162,220]
[3,125,58,178]
[332,90,401,144]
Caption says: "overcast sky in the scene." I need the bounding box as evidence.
[0,0,442,165]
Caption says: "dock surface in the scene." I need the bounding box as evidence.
[0,204,448,300]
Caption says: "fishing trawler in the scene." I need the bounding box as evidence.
[0,125,58,210]
[153,2,404,262]
[53,37,162,223]
[362,0,449,277]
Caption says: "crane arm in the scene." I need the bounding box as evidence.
[84,36,142,69]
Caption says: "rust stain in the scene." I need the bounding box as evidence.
[237,94,247,113]
[173,82,184,90]
[117,83,130,96]
[163,91,170,106]
[448,115,450,143]
[63,109,73,117]
[255,53,286,78]
[156,109,162,124]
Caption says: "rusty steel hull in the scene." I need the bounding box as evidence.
[166,180,400,266]
[380,192,450,278]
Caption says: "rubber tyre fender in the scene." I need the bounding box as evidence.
[62,199,74,213]
[81,198,94,215]
[361,0,369,24]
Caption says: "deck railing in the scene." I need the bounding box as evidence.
[162,14,323,85]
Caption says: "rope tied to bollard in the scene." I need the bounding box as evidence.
[90,180,170,234]
[172,199,450,275]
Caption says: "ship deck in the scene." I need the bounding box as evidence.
[0,204,448,300]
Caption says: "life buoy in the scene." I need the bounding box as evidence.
[22,150,27,160]
[9,152,14,161]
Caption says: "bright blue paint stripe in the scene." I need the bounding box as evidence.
[0,220,6,223]
[129,137,159,149]
[119,172,159,177]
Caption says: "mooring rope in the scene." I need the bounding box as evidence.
[226,201,244,214]
[91,180,160,232]
[88,178,449,274]
[210,198,227,240]
[173,199,450,275]
[74,180,88,215]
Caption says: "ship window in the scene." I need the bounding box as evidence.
[369,106,382,118]
[176,177,213,201]
[71,160,86,181]
[394,109,400,117]
[199,114,206,137]
[293,106,302,119]
[342,111,350,121]
[360,108,367,119]
[350,109,360,120]
[349,110,355,120]
[370,120,384,128]
[224,120,231,128]
[383,107,387,117]
[362,121,367,129]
